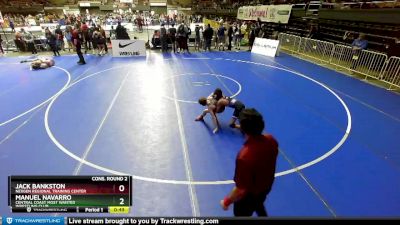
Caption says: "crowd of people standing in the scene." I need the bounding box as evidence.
[151,18,281,53]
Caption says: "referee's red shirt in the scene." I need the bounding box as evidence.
[234,134,278,194]
[72,29,79,39]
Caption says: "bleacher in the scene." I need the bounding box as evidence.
[0,0,398,56]
[280,18,399,54]
[281,1,400,55]
[317,19,399,53]
[0,0,52,7]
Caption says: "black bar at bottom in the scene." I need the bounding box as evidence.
[66,217,399,225]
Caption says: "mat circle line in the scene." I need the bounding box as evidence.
[44,59,352,185]
[0,66,71,126]
[162,73,242,104]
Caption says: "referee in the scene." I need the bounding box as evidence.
[221,108,278,216]
[72,24,86,65]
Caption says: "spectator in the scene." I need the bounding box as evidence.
[115,22,130,40]
[185,23,191,53]
[177,22,188,53]
[203,24,213,52]
[109,25,116,40]
[160,24,168,52]
[227,23,234,51]
[352,33,368,50]
[45,28,60,56]
[151,30,161,49]
[248,25,256,51]
[240,22,247,41]
[387,37,400,57]
[234,23,242,50]
[10,20,15,32]
[97,25,107,53]
[307,24,319,39]
[0,34,4,55]
[343,31,355,44]
[136,16,143,33]
[168,24,177,53]
[351,33,368,70]
[54,25,64,51]
[96,33,106,56]
[92,28,100,54]
[88,24,96,52]
[194,24,202,51]
[23,29,37,55]
[65,26,74,52]
[15,28,26,52]
[81,22,90,53]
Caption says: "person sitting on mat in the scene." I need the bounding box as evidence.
[195,88,225,133]
[21,57,55,70]
[216,96,246,129]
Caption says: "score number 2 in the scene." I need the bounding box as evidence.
[119,185,125,205]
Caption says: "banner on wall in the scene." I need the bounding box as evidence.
[202,18,220,30]
[237,4,292,24]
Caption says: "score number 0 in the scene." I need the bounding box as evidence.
[119,185,125,205]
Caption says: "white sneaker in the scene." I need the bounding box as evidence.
[213,127,219,134]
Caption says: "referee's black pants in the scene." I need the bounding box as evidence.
[76,42,85,64]
[233,191,268,217]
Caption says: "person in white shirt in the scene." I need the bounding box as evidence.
[22,29,37,55]
[195,88,225,133]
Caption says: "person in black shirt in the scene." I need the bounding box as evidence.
[160,24,168,52]
[72,25,86,65]
[248,25,256,51]
[194,25,202,51]
[115,22,130,40]
[217,23,226,51]
[45,28,60,56]
[227,24,233,51]
[54,25,64,51]
[203,24,213,52]
[0,34,4,54]
[168,24,177,53]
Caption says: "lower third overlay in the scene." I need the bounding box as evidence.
[0,217,285,225]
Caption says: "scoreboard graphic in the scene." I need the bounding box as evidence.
[8,176,132,213]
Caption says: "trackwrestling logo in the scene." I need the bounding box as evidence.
[4,217,64,224]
